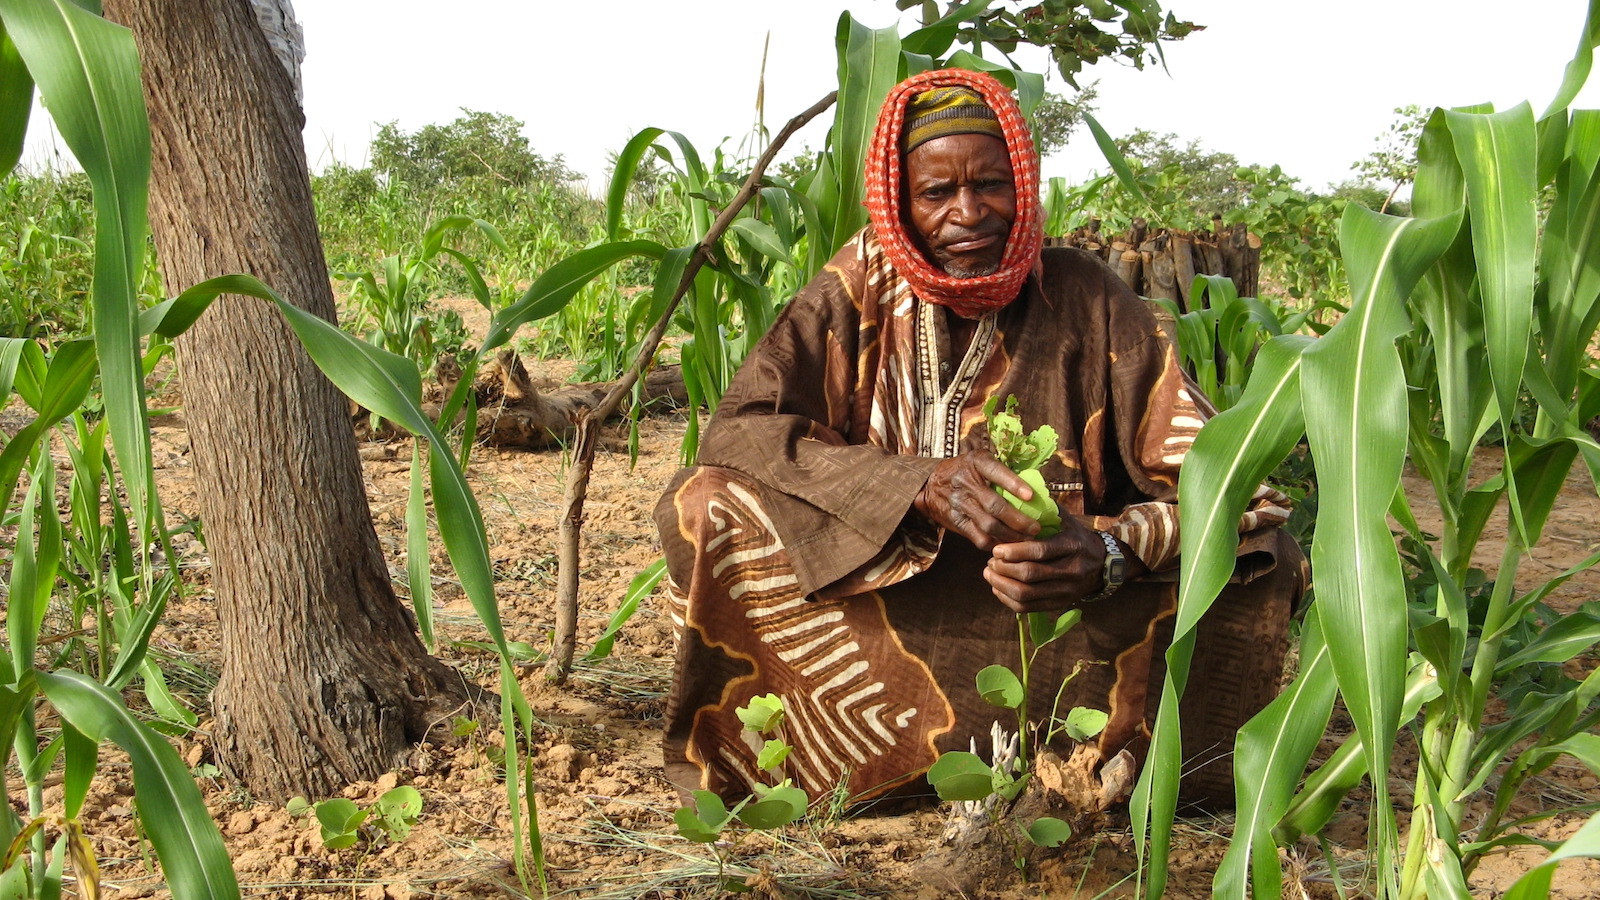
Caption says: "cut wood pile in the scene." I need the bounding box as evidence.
[1048,214,1262,310]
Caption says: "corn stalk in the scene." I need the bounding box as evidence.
[1131,4,1600,897]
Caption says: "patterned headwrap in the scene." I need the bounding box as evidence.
[865,69,1043,319]
[902,86,1003,153]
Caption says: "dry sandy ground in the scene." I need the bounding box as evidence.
[35,317,1600,898]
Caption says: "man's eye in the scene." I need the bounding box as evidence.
[920,188,952,201]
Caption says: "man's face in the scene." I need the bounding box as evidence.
[904,133,1016,279]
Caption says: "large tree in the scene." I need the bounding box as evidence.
[100,0,479,799]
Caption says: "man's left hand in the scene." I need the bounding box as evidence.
[983,518,1143,614]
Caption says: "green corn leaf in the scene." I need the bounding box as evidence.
[2,0,156,541]
[829,12,901,249]
[1083,111,1152,217]
[606,128,668,241]
[1503,812,1600,900]
[7,452,58,682]
[1543,0,1600,120]
[586,557,666,661]
[1133,333,1313,899]
[483,240,666,353]
[1446,105,1539,505]
[898,0,987,56]
[39,670,240,900]
[1505,434,1581,548]
[169,275,512,665]
[60,723,95,820]
[1539,151,1600,399]
[1215,606,1337,900]
[0,21,29,176]
[406,442,435,649]
[1299,205,1459,888]
[1275,658,1440,844]
[1496,604,1600,673]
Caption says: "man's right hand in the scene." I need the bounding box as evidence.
[912,450,1042,551]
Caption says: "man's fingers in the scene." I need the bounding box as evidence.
[973,454,1033,499]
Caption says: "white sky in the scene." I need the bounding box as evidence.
[21,1,1600,194]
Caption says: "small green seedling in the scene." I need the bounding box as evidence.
[288,785,425,850]
[922,399,1113,878]
[674,694,809,890]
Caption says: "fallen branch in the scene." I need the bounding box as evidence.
[546,89,840,681]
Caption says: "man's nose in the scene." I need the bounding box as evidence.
[949,187,983,225]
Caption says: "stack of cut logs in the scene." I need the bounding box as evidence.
[1047,213,1262,312]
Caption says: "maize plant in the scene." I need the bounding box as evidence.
[1133,3,1600,897]
[0,0,244,896]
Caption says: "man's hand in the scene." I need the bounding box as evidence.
[984,518,1142,614]
[913,450,1041,550]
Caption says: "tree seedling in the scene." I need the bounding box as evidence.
[922,397,1112,873]
[674,694,809,891]
[287,785,424,850]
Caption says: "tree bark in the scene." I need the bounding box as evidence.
[102,0,479,799]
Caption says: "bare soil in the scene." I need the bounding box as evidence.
[46,303,1600,899]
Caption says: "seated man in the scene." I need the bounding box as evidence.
[654,69,1303,807]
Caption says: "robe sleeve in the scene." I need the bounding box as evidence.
[693,241,941,595]
[1094,267,1292,578]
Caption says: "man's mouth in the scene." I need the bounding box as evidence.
[942,232,1003,254]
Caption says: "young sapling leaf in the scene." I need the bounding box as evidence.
[1060,707,1109,742]
[738,781,808,829]
[928,751,998,801]
[736,693,786,734]
[1025,816,1073,848]
[1027,608,1083,649]
[976,664,1025,710]
[314,798,367,850]
[756,739,792,772]
[674,789,733,843]
[373,786,423,840]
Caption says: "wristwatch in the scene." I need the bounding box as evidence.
[1083,530,1127,604]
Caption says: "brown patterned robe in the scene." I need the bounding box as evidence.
[655,227,1303,806]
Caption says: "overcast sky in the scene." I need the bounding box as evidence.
[21,1,1600,193]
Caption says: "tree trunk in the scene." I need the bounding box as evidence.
[102,0,480,799]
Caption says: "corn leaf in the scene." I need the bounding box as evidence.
[1275,659,1441,843]
[1133,333,1312,898]
[1543,0,1600,120]
[1503,812,1600,900]
[406,442,435,649]
[39,670,240,900]
[483,240,665,353]
[1,0,155,541]
[586,557,666,661]
[829,12,901,250]
[1215,607,1337,900]
[605,127,669,242]
[1445,105,1539,511]
[1083,111,1153,217]
[1300,206,1460,890]
[0,21,30,175]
